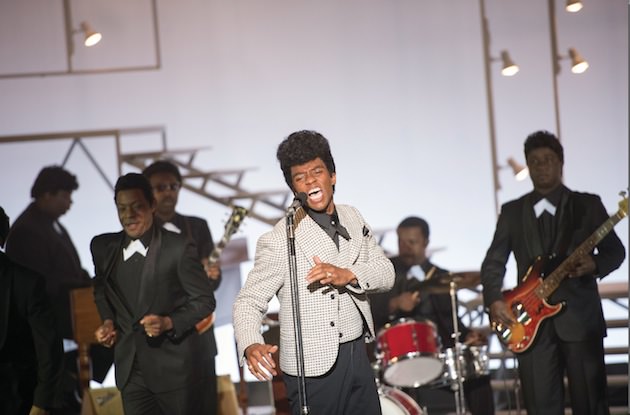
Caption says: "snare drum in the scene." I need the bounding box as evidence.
[376,318,443,387]
[379,385,426,415]
[431,345,490,386]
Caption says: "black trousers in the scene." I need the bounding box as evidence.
[120,363,214,415]
[283,337,382,415]
[517,321,609,415]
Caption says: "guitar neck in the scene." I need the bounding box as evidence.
[538,209,626,297]
[206,206,247,266]
[208,237,229,265]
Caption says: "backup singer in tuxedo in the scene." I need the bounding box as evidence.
[143,160,221,414]
[91,173,216,415]
[233,130,395,414]
[480,131,625,415]
[5,166,109,413]
[1,206,64,415]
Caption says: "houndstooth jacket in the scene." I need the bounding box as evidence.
[233,204,394,377]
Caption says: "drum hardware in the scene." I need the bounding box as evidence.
[414,271,481,294]
[447,279,466,415]
[429,345,490,387]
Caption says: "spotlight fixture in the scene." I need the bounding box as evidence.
[499,50,519,77]
[79,21,102,47]
[507,157,529,181]
[568,47,589,73]
[565,0,583,13]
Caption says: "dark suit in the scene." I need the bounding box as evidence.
[6,203,109,413]
[370,257,495,415]
[6,202,91,339]
[157,212,221,413]
[157,213,221,355]
[91,225,216,414]
[0,251,64,415]
[481,186,626,414]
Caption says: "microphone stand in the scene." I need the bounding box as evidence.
[449,280,466,415]
[286,208,310,414]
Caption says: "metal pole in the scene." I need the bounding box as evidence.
[548,0,562,140]
[286,211,309,414]
[479,0,501,217]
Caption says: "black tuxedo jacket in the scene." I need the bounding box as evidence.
[0,252,63,411]
[481,187,626,341]
[90,226,215,393]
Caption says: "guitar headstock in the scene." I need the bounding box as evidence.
[619,190,628,218]
[224,205,248,238]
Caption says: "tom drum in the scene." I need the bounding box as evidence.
[376,318,443,388]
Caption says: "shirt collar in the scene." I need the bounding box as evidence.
[308,209,351,241]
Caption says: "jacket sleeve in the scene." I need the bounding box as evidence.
[24,271,64,409]
[481,205,513,308]
[588,195,626,279]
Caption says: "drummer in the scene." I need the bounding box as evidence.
[370,216,495,415]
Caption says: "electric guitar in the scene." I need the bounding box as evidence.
[494,193,628,353]
[195,205,248,334]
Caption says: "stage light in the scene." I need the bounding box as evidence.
[568,47,589,73]
[80,21,102,47]
[499,50,519,77]
[565,0,583,13]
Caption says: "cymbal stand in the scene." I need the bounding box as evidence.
[449,280,467,415]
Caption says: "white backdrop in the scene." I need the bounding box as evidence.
[0,0,627,383]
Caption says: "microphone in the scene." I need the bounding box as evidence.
[287,192,307,216]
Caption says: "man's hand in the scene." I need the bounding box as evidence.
[567,255,597,278]
[29,405,48,415]
[245,343,279,381]
[390,291,420,313]
[202,259,221,280]
[140,314,173,338]
[306,256,357,287]
[489,300,516,330]
[95,319,117,347]
[464,328,488,346]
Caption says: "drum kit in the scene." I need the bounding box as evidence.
[373,271,489,415]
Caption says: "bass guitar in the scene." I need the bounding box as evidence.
[196,205,248,334]
[494,193,628,353]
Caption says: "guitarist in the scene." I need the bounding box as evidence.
[143,160,221,415]
[480,131,626,415]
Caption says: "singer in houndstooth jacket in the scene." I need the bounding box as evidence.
[233,130,395,415]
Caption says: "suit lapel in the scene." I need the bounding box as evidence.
[522,192,544,261]
[100,233,136,319]
[135,226,161,319]
[337,207,361,267]
[295,215,336,268]
[551,189,572,256]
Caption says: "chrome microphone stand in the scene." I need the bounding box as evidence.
[286,205,309,414]
[448,280,467,415]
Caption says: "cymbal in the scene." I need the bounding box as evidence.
[417,271,481,293]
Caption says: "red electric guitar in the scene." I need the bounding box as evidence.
[494,193,628,353]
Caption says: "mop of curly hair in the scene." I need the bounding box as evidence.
[276,130,336,190]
